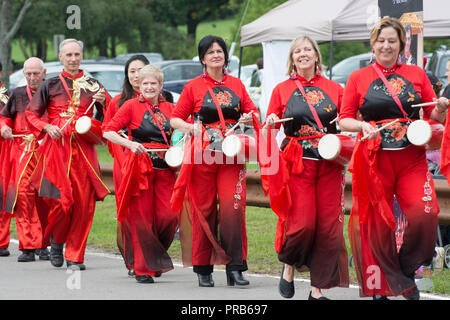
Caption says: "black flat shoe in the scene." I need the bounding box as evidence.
[226,270,249,286]
[197,273,214,287]
[50,238,64,268]
[39,248,50,261]
[136,275,154,283]
[66,260,86,271]
[373,295,389,300]
[279,264,295,298]
[308,291,330,300]
[0,248,10,257]
[18,249,35,262]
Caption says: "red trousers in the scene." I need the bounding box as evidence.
[0,155,48,250]
[278,159,349,289]
[350,145,438,296]
[189,161,248,272]
[128,169,178,277]
[49,143,96,263]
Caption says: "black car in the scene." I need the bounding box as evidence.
[152,60,203,94]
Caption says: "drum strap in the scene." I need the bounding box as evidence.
[371,64,408,119]
[294,79,324,130]
[143,99,170,146]
[59,74,76,111]
[203,79,229,132]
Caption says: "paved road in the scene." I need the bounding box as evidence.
[1,239,448,302]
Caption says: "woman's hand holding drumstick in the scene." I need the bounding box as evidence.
[359,119,399,142]
[225,111,254,136]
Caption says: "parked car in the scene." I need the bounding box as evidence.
[114,52,164,64]
[152,60,203,94]
[426,45,450,88]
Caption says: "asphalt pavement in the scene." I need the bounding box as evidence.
[1,239,448,302]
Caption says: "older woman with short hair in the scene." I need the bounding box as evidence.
[103,64,178,284]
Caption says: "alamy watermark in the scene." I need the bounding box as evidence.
[66,5,81,30]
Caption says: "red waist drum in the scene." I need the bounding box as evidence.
[406,119,444,151]
[222,134,257,163]
[75,116,106,146]
[318,133,355,166]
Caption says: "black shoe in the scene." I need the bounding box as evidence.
[50,238,64,267]
[0,248,10,257]
[18,249,36,262]
[128,269,136,278]
[279,264,295,298]
[403,287,420,300]
[226,270,250,286]
[373,295,389,300]
[66,260,86,271]
[136,275,154,283]
[197,273,214,287]
[39,248,50,260]
[308,291,330,300]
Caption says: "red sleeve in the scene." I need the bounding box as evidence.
[171,82,195,120]
[339,71,360,120]
[420,69,437,119]
[265,83,285,130]
[103,99,133,132]
[25,81,50,139]
[103,94,120,129]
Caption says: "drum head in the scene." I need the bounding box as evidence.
[75,116,92,134]
[407,120,432,146]
[165,146,183,167]
[318,134,341,160]
[222,135,242,158]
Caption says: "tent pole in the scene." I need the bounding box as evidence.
[329,39,334,80]
[238,46,243,78]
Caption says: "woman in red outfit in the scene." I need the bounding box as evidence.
[103,65,179,284]
[339,17,449,300]
[263,36,349,300]
[170,35,259,287]
[103,54,149,277]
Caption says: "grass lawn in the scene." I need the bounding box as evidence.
[89,193,450,296]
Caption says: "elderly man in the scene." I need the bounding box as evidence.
[0,57,50,262]
[26,39,110,270]
[0,61,11,258]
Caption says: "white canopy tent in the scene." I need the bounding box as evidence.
[241,0,450,118]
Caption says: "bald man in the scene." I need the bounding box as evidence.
[26,39,110,270]
[0,57,49,262]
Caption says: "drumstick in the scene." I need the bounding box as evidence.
[359,119,399,142]
[84,99,97,115]
[145,148,169,152]
[330,116,338,124]
[11,134,28,138]
[411,101,437,108]
[60,115,75,132]
[118,130,128,139]
[225,110,254,136]
[273,117,294,124]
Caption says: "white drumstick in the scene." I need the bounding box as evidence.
[330,116,338,124]
[11,134,27,138]
[273,117,294,124]
[411,101,437,108]
[60,115,75,132]
[145,148,169,152]
[84,99,97,115]
[359,119,399,142]
[225,110,254,136]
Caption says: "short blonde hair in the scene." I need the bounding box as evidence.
[138,64,164,84]
[370,16,406,54]
[286,36,323,76]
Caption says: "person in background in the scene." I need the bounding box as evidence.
[0,57,50,262]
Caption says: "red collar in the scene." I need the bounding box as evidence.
[374,60,401,74]
[61,69,84,80]
[290,73,321,85]
[202,71,227,85]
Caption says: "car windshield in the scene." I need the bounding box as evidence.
[332,56,363,76]
[89,70,124,93]
[437,55,450,78]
